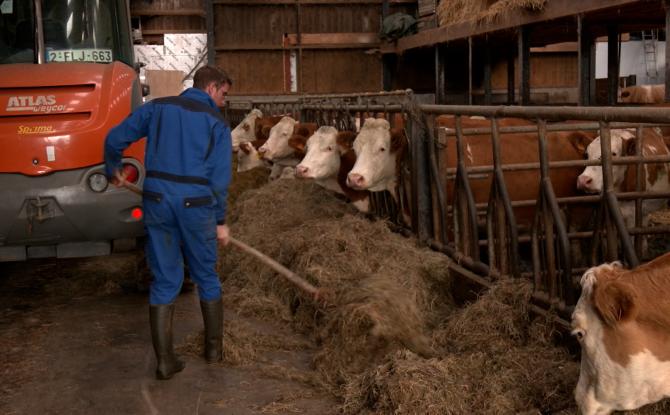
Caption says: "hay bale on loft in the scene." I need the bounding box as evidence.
[437,0,546,27]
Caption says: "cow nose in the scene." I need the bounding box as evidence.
[577,175,592,190]
[296,165,309,178]
[347,173,365,189]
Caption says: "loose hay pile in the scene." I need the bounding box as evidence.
[437,0,546,27]
[217,179,607,413]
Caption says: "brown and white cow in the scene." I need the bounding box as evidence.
[346,118,407,194]
[571,255,670,414]
[258,116,317,161]
[576,128,670,230]
[231,109,283,152]
[619,84,665,104]
[237,139,270,173]
[291,126,370,212]
[438,115,594,228]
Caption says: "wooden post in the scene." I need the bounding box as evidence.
[484,36,492,105]
[607,25,619,106]
[665,1,670,102]
[518,26,530,105]
[205,0,215,65]
[507,47,515,104]
[468,37,473,105]
[435,45,446,104]
[578,15,591,106]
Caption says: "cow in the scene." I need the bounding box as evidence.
[438,116,595,228]
[230,109,283,152]
[291,126,370,212]
[576,128,670,234]
[619,84,665,104]
[258,116,317,162]
[237,139,269,173]
[346,118,407,194]
[571,255,670,414]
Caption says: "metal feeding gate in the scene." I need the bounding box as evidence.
[226,92,670,326]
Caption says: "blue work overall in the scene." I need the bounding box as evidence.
[104,88,232,305]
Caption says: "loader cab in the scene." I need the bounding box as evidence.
[0,0,133,67]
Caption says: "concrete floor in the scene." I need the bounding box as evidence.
[0,255,337,415]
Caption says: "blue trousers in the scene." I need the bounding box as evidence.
[143,191,221,305]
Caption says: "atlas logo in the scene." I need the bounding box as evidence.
[6,95,66,113]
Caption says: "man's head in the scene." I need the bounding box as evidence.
[193,66,233,107]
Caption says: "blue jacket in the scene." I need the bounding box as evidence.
[104,88,232,224]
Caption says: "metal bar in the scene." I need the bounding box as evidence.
[454,116,481,260]
[419,104,670,123]
[490,118,519,276]
[34,0,45,64]
[634,126,644,256]
[426,116,449,243]
[439,122,667,136]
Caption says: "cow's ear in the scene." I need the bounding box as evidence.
[288,134,307,154]
[593,279,638,326]
[567,131,593,155]
[336,131,357,151]
[390,129,406,153]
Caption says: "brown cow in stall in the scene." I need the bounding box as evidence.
[436,115,594,228]
[619,84,665,104]
[571,254,670,414]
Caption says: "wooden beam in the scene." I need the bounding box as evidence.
[388,0,643,53]
[518,26,531,105]
[142,29,207,35]
[578,15,592,106]
[284,32,379,46]
[131,9,205,17]
[213,0,414,4]
[666,1,670,102]
[607,25,619,106]
[214,43,378,51]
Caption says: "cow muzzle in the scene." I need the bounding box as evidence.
[577,174,596,193]
[295,165,310,179]
[347,173,366,189]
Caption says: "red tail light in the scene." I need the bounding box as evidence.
[122,164,139,183]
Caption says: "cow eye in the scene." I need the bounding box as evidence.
[379,147,386,152]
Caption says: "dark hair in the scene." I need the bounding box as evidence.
[193,65,233,90]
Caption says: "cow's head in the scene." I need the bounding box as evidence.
[346,118,405,192]
[576,130,635,193]
[231,109,263,152]
[294,127,357,180]
[258,116,298,161]
[236,141,268,173]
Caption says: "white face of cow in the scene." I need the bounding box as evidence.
[258,116,297,161]
[572,262,670,415]
[295,126,339,180]
[576,130,634,193]
[236,142,268,173]
[231,109,262,152]
[347,118,397,192]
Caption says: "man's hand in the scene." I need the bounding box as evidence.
[217,224,230,246]
[111,169,128,188]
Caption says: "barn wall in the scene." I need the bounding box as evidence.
[490,52,578,89]
[213,1,414,95]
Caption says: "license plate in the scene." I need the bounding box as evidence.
[47,49,113,64]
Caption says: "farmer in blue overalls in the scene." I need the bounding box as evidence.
[104,66,232,380]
